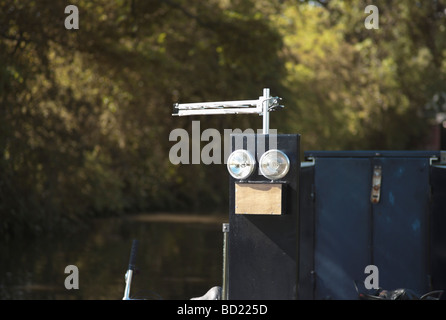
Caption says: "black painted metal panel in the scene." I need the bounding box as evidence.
[300,150,445,299]
[227,134,300,300]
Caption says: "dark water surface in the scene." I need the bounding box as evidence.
[0,213,227,300]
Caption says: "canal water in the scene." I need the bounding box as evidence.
[0,213,227,300]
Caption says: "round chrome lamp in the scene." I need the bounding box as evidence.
[227,149,256,180]
[259,149,290,180]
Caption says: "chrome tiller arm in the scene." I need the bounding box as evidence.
[123,239,139,300]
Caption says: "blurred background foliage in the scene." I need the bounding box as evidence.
[1,0,445,237]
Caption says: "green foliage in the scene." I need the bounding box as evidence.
[276,0,446,150]
[1,0,445,237]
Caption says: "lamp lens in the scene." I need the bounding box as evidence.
[259,149,290,180]
[227,150,255,180]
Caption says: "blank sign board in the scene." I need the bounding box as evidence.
[235,183,283,215]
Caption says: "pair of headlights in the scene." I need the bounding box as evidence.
[227,149,290,181]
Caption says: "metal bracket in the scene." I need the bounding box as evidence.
[370,165,382,204]
[429,151,446,166]
[301,157,315,168]
[172,88,284,134]
[430,156,439,166]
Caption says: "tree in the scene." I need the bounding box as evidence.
[0,0,286,237]
[275,0,446,150]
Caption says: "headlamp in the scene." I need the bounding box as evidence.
[227,149,256,180]
[259,149,290,180]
